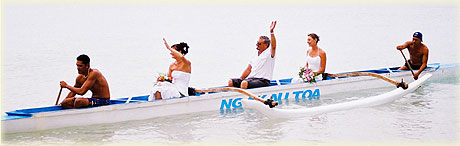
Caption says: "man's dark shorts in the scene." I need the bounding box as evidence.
[231,78,271,89]
[86,97,110,107]
[404,59,422,70]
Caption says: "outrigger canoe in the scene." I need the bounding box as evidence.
[2,63,459,133]
[242,73,432,118]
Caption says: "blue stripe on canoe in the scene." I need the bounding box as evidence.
[2,115,32,120]
[6,106,62,115]
[3,95,150,119]
[439,63,459,69]
[115,95,149,101]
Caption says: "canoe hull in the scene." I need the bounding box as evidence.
[2,63,458,133]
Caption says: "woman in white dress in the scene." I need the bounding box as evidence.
[292,33,327,83]
[305,33,326,76]
[149,38,191,101]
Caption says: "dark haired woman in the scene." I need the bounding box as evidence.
[149,38,191,101]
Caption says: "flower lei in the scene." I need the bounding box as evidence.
[299,67,317,83]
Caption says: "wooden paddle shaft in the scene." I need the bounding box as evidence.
[55,87,63,105]
[327,72,408,88]
[400,50,415,76]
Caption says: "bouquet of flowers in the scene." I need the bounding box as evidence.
[299,67,316,83]
[155,73,173,84]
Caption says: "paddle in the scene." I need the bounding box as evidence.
[55,87,63,105]
[193,87,278,108]
[324,72,408,89]
[399,50,415,77]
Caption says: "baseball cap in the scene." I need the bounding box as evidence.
[413,32,423,41]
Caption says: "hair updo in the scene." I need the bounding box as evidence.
[172,42,189,55]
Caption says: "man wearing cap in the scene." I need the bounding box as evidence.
[396,32,429,80]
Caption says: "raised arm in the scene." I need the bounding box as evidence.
[270,21,277,58]
[163,38,186,62]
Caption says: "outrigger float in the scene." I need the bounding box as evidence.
[2,63,459,133]
[242,73,432,118]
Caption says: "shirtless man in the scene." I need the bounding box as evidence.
[396,32,429,80]
[59,54,111,109]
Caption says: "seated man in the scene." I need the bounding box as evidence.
[59,54,111,109]
[228,21,277,89]
[396,32,429,80]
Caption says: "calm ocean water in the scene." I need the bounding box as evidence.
[2,3,459,145]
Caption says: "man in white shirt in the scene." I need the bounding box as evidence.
[228,21,277,89]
